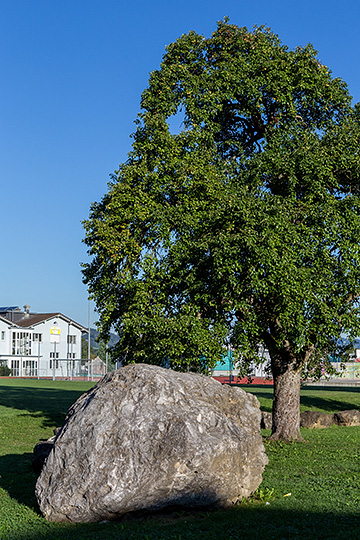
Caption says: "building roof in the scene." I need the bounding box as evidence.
[0,314,16,326]
[15,313,60,327]
[15,313,87,332]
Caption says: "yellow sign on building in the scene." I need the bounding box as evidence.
[50,327,61,335]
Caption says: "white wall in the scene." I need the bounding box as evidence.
[34,316,83,377]
[0,319,12,357]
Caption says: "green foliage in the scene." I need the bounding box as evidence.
[81,338,97,360]
[0,365,11,376]
[96,339,106,361]
[251,486,275,502]
[82,20,360,383]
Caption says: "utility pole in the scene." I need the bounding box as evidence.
[88,299,91,381]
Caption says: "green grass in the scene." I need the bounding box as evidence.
[0,378,359,539]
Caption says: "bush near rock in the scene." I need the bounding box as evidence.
[35,364,268,523]
[300,410,335,429]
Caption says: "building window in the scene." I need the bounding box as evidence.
[49,353,59,369]
[67,352,76,359]
[67,335,76,344]
[33,333,42,342]
[12,332,31,355]
[1,331,5,341]
[23,359,37,377]
[11,359,20,376]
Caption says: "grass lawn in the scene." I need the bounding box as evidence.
[0,378,359,539]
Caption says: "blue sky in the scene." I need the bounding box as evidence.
[1,0,360,327]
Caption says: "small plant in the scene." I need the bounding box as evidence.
[251,486,275,502]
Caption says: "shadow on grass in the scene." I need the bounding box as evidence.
[1,449,359,540]
[0,452,38,510]
[5,503,360,540]
[0,383,92,428]
[1,446,359,539]
[299,393,360,412]
[302,385,360,393]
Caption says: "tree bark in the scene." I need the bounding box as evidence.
[269,358,304,442]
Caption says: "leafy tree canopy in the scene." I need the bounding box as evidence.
[83,21,360,440]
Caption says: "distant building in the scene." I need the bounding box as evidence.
[212,345,271,379]
[0,305,87,378]
[92,356,106,377]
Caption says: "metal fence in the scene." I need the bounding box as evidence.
[1,357,108,381]
[3,357,359,382]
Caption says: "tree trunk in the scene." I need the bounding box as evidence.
[269,358,304,442]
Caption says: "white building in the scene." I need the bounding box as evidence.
[0,306,87,378]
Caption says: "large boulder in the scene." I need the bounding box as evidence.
[300,410,335,429]
[36,364,268,522]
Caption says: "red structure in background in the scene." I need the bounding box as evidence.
[213,376,273,385]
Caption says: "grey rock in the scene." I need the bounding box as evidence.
[32,428,62,474]
[300,410,334,429]
[260,411,272,430]
[334,410,360,426]
[32,439,55,474]
[36,364,268,523]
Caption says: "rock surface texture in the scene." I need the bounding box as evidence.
[32,428,61,473]
[334,410,360,426]
[36,364,268,522]
[260,411,273,430]
[300,410,335,429]
[32,438,55,474]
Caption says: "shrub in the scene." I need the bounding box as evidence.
[0,365,11,376]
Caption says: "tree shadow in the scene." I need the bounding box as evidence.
[3,503,360,540]
[300,385,360,413]
[303,385,360,393]
[299,393,360,412]
[0,383,92,428]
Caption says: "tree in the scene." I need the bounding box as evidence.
[97,339,115,369]
[81,338,96,360]
[0,364,11,376]
[97,339,107,362]
[83,21,360,441]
